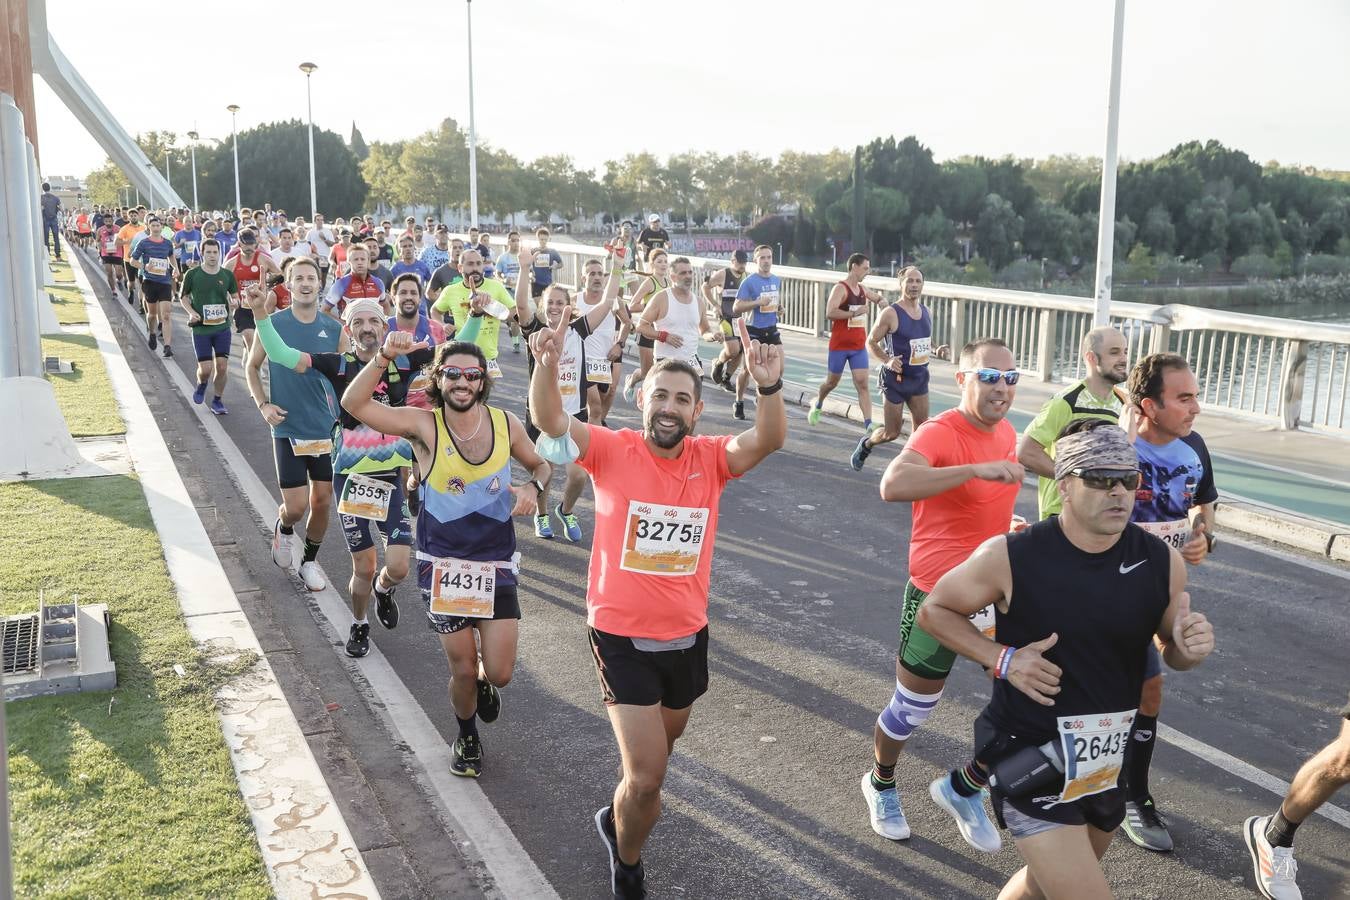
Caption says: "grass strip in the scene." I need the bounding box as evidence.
[41,333,125,437]
[0,475,271,899]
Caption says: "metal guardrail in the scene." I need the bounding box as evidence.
[462,235,1350,435]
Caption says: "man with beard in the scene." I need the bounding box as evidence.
[391,235,433,298]
[245,289,431,658]
[730,245,782,420]
[635,256,721,373]
[528,313,786,900]
[246,257,346,594]
[861,339,1023,852]
[578,254,633,427]
[343,332,552,779]
[431,249,515,378]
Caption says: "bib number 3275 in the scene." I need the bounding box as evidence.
[430,558,496,618]
[620,502,707,577]
[337,473,393,521]
[1056,708,1136,803]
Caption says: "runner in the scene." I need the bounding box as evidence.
[342,331,553,778]
[74,208,92,250]
[467,225,492,261]
[861,338,1023,849]
[577,253,632,427]
[178,238,239,414]
[129,214,180,358]
[494,230,522,299]
[730,245,784,420]
[425,238,466,309]
[322,243,386,319]
[391,234,433,295]
[704,249,748,391]
[513,249,619,541]
[527,310,786,900]
[40,182,61,260]
[96,216,126,295]
[918,419,1214,900]
[174,216,203,274]
[1021,327,1129,520]
[363,234,395,299]
[245,257,344,593]
[216,217,238,258]
[808,252,887,428]
[419,224,452,274]
[1118,352,1217,852]
[620,248,670,402]
[430,248,515,379]
[1242,694,1350,900]
[269,226,301,268]
[306,213,335,288]
[225,228,283,361]
[850,265,950,470]
[635,256,720,375]
[116,208,145,306]
[636,213,670,266]
[246,290,430,658]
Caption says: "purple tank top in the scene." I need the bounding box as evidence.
[884,303,933,374]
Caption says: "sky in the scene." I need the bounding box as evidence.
[31,0,1350,180]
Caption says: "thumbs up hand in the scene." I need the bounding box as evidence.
[1170,591,1214,664]
[1180,521,1210,565]
[1007,633,1062,707]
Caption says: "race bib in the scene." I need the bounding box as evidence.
[849,304,868,329]
[1137,519,1190,550]
[759,290,779,314]
[337,473,393,521]
[620,502,708,577]
[1056,708,1136,803]
[202,303,228,326]
[103,239,118,254]
[908,336,932,367]
[558,358,581,398]
[429,557,496,618]
[534,255,552,270]
[183,240,198,256]
[585,356,613,385]
[145,257,169,277]
[290,438,333,457]
[486,357,502,380]
[969,605,996,639]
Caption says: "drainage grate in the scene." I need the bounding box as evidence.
[2,614,41,674]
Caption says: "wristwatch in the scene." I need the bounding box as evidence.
[531,480,546,496]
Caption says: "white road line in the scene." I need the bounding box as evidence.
[1223,531,1350,582]
[1209,449,1350,490]
[88,256,559,900]
[1160,724,1350,830]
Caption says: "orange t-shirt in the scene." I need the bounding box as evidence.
[904,408,1020,592]
[578,426,739,640]
[116,223,143,256]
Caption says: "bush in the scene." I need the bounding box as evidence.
[996,259,1044,287]
[1232,253,1277,280]
[914,253,964,284]
[1302,254,1350,277]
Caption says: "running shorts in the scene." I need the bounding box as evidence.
[234,306,256,333]
[192,331,231,361]
[142,280,172,303]
[123,261,139,282]
[101,255,122,267]
[880,366,930,404]
[637,335,655,349]
[897,580,957,681]
[417,564,520,634]
[272,436,334,490]
[827,347,869,374]
[334,472,413,553]
[746,324,781,346]
[588,625,710,709]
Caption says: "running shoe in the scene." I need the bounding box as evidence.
[148,332,156,351]
[849,436,872,471]
[929,777,1001,853]
[374,583,399,629]
[450,734,482,778]
[1123,795,1174,852]
[209,398,228,416]
[807,403,822,426]
[512,338,521,353]
[298,560,326,592]
[476,678,501,724]
[860,772,911,840]
[1243,815,1301,900]
[719,373,735,392]
[534,515,554,539]
[622,377,636,403]
[271,519,295,570]
[162,344,173,358]
[595,806,647,899]
[192,382,207,405]
[711,359,725,386]
[345,622,370,658]
[555,503,583,542]
[732,400,745,420]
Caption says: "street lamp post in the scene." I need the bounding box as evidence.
[299,63,318,220]
[1091,0,1126,326]
[465,0,478,228]
[145,162,155,211]
[164,142,172,194]
[186,130,200,210]
[226,104,241,214]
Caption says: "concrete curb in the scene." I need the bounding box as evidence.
[67,254,381,899]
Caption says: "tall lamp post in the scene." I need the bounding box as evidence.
[299,62,319,221]
[226,104,241,214]
[465,0,478,228]
[145,162,155,211]
[186,130,200,210]
[1091,0,1126,326]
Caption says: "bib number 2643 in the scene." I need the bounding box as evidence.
[1056,708,1136,803]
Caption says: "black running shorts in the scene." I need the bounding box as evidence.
[273,436,334,490]
[588,625,709,709]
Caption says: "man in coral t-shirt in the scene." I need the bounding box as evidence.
[860,337,1025,851]
[528,315,786,900]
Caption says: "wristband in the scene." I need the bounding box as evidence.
[657,330,670,343]
[756,379,783,396]
[996,646,1016,680]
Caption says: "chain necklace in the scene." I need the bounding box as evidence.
[446,405,486,444]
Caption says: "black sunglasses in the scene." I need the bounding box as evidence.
[437,365,484,382]
[1070,469,1141,491]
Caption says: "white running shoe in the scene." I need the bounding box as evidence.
[861,772,910,840]
[1243,815,1302,900]
[929,776,1001,853]
[271,519,296,570]
[298,561,326,592]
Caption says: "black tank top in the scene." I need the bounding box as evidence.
[720,268,745,318]
[985,519,1170,745]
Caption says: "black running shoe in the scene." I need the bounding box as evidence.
[451,734,482,778]
[374,583,399,629]
[711,359,725,386]
[595,806,646,899]
[345,622,370,658]
[476,678,501,723]
[148,332,157,351]
[162,344,173,358]
[1123,795,1174,852]
[732,400,745,420]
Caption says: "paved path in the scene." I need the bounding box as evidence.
[93,270,1350,899]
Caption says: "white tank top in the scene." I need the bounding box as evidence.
[653,287,701,365]
[575,289,615,384]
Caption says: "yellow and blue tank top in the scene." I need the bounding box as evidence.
[418,405,517,583]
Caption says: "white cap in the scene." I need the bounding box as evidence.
[342,298,385,325]
[648,213,660,223]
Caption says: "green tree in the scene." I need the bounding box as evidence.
[1182,196,1229,261]
[975,194,1023,269]
[1139,204,1177,255]
[195,120,364,215]
[1022,200,1081,263]
[910,206,956,251]
[349,123,369,162]
[85,159,127,205]
[399,119,469,218]
[362,141,408,211]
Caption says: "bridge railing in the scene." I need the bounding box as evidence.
[470,235,1350,435]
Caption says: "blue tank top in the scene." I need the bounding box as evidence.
[884,303,933,376]
[267,308,342,440]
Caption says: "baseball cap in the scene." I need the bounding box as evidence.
[732,249,749,263]
[648,214,660,223]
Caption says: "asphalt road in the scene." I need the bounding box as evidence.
[102,271,1349,900]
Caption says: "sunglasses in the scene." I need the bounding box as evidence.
[437,365,484,382]
[1070,469,1141,491]
[962,368,1020,385]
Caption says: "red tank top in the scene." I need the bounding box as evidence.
[233,253,263,288]
[828,281,868,351]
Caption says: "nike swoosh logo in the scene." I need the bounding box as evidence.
[1119,560,1146,574]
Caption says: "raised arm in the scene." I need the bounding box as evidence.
[725,318,786,476]
[340,330,435,448]
[527,306,591,455]
[514,247,539,325]
[879,446,1024,502]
